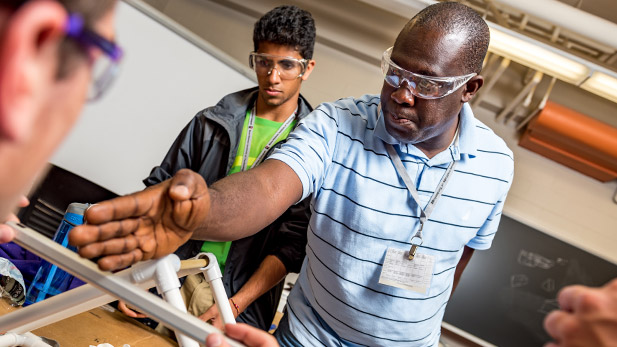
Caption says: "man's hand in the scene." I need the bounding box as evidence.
[199,299,240,330]
[544,278,617,347]
[117,300,149,319]
[0,196,29,243]
[205,323,278,347]
[69,169,210,271]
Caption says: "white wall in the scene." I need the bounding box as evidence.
[50,2,254,195]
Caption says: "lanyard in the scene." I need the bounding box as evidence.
[386,136,458,260]
[240,106,296,171]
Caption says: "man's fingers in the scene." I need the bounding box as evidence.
[205,333,226,347]
[78,233,140,259]
[169,169,208,201]
[69,218,141,247]
[118,300,136,317]
[0,224,15,243]
[212,317,225,330]
[96,249,144,271]
[544,310,578,343]
[224,323,278,346]
[84,190,158,225]
[17,196,29,207]
[558,285,596,313]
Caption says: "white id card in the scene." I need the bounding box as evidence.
[379,248,435,294]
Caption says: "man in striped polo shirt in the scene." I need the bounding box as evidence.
[71,2,515,346]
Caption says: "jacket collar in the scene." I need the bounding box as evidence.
[205,87,313,127]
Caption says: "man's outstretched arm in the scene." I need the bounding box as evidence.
[196,159,302,241]
[69,160,302,271]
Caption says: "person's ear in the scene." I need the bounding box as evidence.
[461,75,484,103]
[300,59,316,81]
[0,0,67,143]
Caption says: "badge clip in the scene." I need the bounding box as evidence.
[409,244,418,260]
[408,231,423,261]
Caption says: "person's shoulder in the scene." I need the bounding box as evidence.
[469,118,515,179]
[474,119,512,155]
[316,94,380,122]
[211,87,258,111]
[330,94,380,110]
[197,87,258,121]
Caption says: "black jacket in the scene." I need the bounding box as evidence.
[144,87,311,330]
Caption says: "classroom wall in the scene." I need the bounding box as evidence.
[52,0,617,264]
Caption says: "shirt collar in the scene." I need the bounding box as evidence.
[373,102,478,160]
[458,102,478,158]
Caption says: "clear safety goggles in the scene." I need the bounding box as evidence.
[381,47,476,99]
[249,52,308,80]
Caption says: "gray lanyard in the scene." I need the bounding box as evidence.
[386,139,457,260]
[241,106,296,171]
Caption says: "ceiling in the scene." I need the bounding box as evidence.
[558,0,617,24]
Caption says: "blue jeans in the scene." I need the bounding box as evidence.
[274,313,304,347]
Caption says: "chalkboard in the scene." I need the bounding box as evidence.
[443,215,617,346]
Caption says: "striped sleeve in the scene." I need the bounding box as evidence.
[268,103,340,202]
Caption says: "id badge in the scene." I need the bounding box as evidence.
[378,248,435,294]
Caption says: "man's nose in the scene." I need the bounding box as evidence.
[391,80,416,106]
[267,67,282,83]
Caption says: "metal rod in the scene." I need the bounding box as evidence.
[516,77,557,131]
[496,70,543,122]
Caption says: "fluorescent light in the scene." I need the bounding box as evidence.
[488,26,590,85]
[580,71,617,104]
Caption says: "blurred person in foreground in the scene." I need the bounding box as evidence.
[0,0,266,345]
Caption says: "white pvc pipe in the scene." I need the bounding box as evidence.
[1,259,205,334]
[9,222,244,346]
[198,253,236,326]
[0,332,52,347]
[1,265,135,333]
[154,256,199,347]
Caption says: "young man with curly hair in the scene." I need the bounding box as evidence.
[117,5,316,333]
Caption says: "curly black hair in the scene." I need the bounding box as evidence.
[253,5,316,60]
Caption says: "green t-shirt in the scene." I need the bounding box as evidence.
[200,109,297,272]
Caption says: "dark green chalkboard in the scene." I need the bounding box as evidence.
[443,215,617,346]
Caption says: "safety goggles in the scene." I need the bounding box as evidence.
[65,14,124,101]
[249,52,308,80]
[381,47,476,99]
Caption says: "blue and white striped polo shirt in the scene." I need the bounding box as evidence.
[268,94,514,346]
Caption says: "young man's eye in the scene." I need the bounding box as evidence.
[256,58,271,67]
[279,60,298,70]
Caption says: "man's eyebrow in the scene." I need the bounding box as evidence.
[393,57,439,77]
